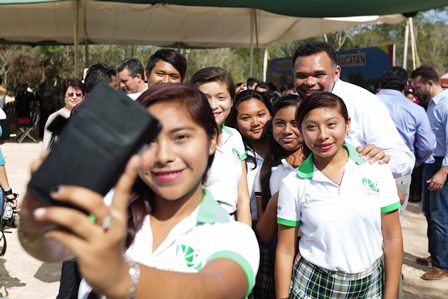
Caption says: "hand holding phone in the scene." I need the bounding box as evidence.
[27,82,161,209]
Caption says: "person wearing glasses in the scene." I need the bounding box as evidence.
[41,78,85,150]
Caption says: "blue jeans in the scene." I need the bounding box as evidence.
[422,162,448,270]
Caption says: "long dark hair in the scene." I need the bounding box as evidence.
[125,83,218,247]
[259,95,301,209]
[295,91,349,158]
[227,90,273,170]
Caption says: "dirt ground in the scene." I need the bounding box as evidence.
[0,142,447,298]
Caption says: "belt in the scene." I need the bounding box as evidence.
[434,156,444,162]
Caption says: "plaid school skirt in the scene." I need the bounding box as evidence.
[251,241,276,299]
[289,257,383,299]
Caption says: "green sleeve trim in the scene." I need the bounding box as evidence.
[207,250,254,298]
[277,218,301,227]
[381,202,401,214]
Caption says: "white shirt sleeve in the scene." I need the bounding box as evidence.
[374,163,401,213]
[277,173,301,226]
[207,222,260,296]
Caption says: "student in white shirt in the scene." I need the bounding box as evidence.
[247,95,303,298]
[227,90,272,223]
[19,84,259,299]
[191,67,251,225]
[276,92,402,299]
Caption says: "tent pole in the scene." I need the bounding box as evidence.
[249,10,254,77]
[83,0,88,70]
[72,0,80,76]
[402,18,409,69]
[409,18,420,69]
[84,43,89,69]
[262,48,268,82]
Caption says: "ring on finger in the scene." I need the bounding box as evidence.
[102,214,113,231]
[88,214,97,223]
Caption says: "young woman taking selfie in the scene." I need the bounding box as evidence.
[19,84,259,299]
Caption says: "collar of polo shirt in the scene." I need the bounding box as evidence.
[297,144,365,179]
[197,189,231,224]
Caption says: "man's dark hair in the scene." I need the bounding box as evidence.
[246,77,259,88]
[146,49,187,81]
[380,66,408,91]
[410,65,440,84]
[116,57,144,79]
[256,82,269,90]
[292,41,338,68]
[84,63,116,93]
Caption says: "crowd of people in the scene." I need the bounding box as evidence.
[8,40,448,299]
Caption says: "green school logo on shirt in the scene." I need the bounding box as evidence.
[176,244,203,270]
[362,178,379,194]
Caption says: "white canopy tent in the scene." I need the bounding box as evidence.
[0,1,408,73]
[0,1,408,47]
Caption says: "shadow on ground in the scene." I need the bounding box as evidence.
[0,258,26,298]
[407,201,424,214]
[34,262,61,283]
[404,252,431,272]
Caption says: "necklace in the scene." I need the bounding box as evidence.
[320,168,345,185]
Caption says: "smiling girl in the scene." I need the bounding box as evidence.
[227,90,272,224]
[19,84,259,299]
[190,67,252,225]
[275,92,402,299]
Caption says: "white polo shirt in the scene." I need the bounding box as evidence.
[246,149,263,220]
[270,159,295,195]
[277,144,400,273]
[79,190,259,298]
[206,125,246,213]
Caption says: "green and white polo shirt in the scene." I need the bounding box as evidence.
[277,144,400,273]
[206,125,247,214]
[128,190,258,296]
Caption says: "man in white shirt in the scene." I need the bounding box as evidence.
[116,58,147,101]
[292,41,414,177]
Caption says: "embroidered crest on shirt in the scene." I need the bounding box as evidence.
[176,244,203,270]
[362,178,379,195]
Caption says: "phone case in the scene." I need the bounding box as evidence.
[27,82,161,208]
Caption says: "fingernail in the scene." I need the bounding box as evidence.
[50,186,63,194]
[33,207,47,219]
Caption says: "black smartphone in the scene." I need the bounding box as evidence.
[28,82,161,208]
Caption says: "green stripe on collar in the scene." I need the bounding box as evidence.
[296,154,314,179]
[296,144,364,179]
[197,189,230,225]
[221,124,233,136]
[344,144,365,165]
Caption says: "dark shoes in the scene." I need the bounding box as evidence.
[416,256,432,267]
[408,194,421,203]
[421,267,448,280]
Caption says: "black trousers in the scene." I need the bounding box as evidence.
[56,260,81,299]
